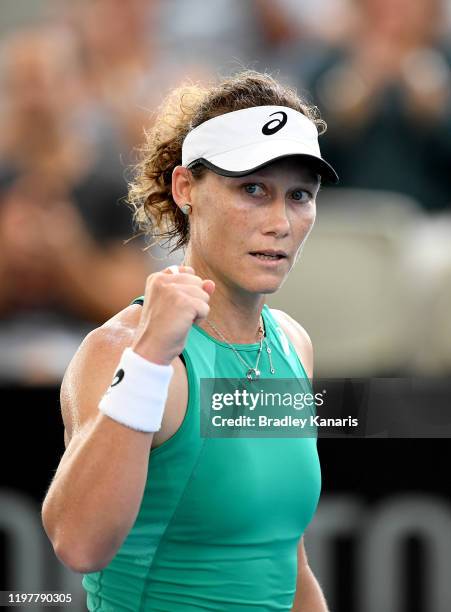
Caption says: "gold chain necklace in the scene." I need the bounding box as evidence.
[204,315,275,381]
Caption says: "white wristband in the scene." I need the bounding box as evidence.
[99,347,174,433]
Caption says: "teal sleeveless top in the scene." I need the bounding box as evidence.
[82,301,321,611]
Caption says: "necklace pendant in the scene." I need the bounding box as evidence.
[246,368,260,381]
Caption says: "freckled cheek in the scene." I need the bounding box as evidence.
[302,206,316,230]
[221,213,252,265]
[201,211,243,259]
[295,211,315,235]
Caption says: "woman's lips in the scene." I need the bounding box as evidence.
[249,253,287,266]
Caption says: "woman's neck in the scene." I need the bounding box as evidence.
[197,302,265,345]
[189,275,265,344]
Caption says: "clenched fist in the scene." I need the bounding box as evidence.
[131,265,215,365]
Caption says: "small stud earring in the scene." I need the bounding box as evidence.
[181,203,192,215]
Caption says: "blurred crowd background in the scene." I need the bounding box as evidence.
[0,0,450,383]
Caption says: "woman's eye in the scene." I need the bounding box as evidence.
[291,189,311,203]
[243,183,264,196]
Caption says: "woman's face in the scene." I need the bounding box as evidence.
[186,157,320,296]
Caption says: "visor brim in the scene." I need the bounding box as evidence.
[187,153,339,185]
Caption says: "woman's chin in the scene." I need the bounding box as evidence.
[243,277,285,295]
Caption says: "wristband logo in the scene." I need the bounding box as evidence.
[111,368,125,387]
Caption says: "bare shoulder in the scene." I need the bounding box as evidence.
[60,304,142,443]
[60,304,186,446]
[269,308,314,378]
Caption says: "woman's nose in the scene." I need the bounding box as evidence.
[263,198,290,236]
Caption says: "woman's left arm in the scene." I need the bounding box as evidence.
[291,537,329,612]
[270,310,329,610]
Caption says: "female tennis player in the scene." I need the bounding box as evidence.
[42,70,338,611]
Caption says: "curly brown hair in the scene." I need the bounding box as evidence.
[127,69,326,254]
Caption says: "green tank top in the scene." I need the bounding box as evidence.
[82,301,321,611]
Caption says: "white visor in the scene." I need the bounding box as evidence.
[181,105,338,184]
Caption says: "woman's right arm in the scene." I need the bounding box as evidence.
[41,312,165,574]
[41,265,214,574]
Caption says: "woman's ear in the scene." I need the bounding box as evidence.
[172,166,193,208]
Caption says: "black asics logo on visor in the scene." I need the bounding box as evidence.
[111,368,124,387]
[262,111,288,135]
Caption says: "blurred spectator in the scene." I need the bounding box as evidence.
[287,0,451,212]
[0,25,151,383]
[275,0,353,46]
[157,0,307,74]
[71,0,209,153]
